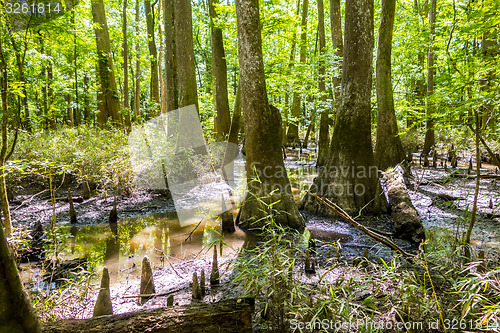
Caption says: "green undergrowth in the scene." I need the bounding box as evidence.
[7,126,134,195]
[233,197,500,332]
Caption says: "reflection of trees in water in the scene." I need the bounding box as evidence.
[104,235,120,262]
[70,226,77,254]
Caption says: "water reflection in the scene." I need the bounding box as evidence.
[51,210,246,286]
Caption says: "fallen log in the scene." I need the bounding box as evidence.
[384,165,426,243]
[42,297,255,333]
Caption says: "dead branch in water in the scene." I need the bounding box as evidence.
[311,193,416,262]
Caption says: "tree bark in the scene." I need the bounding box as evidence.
[301,0,388,217]
[209,0,231,140]
[329,0,343,103]
[235,0,305,231]
[374,0,405,170]
[122,0,132,129]
[134,0,141,123]
[47,59,56,128]
[221,82,241,181]
[286,0,308,146]
[422,0,436,156]
[282,0,300,146]
[174,0,199,110]
[145,0,160,115]
[0,174,41,332]
[164,0,179,112]
[67,94,74,126]
[316,0,329,167]
[0,36,12,237]
[72,8,80,126]
[42,298,254,333]
[479,28,497,128]
[91,0,122,127]
[158,0,165,114]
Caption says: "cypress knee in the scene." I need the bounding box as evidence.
[139,256,155,304]
[93,267,113,317]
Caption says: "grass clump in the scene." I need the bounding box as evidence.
[7,126,134,195]
[232,196,500,332]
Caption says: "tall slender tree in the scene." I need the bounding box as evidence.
[122,0,132,128]
[301,0,387,216]
[164,0,179,112]
[329,0,343,102]
[316,0,329,167]
[134,0,141,123]
[0,33,12,237]
[174,0,198,110]
[282,0,301,146]
[235,0,305,231]
[286,0,308,146]
[145,0,160,115]
[91,0,122,127]
[209,0,231,140]
[374,0,405,170]
[422,0,436,156]
[479,24,497,128]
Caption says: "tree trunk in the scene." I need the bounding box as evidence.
[83,74,90,123]
[40,37,48,130]
[221,82,241,181]
[0,37,12,237]
[122,0,132,129]
[145,0,160,115]
[235,0,305,231]
[0,224,41,332]
[47,60,56,128]
[175,0,199,110]
[164,0,179,112]
[374,0,405,170]
[42,298,254,333]
[209,0,231,140]
[91,0,122,127]
[302,106,315,148]
[72,8,80,127]
[67,94,74,126]
[282,0,300,146]
[329,0,343,103]
[286,0,308,146]
[316,0,329,167]
[134,0,141,123]
[301,0,388,216]
[422,0,436,156]
[158,0,165,114]
[479,29,497,128]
